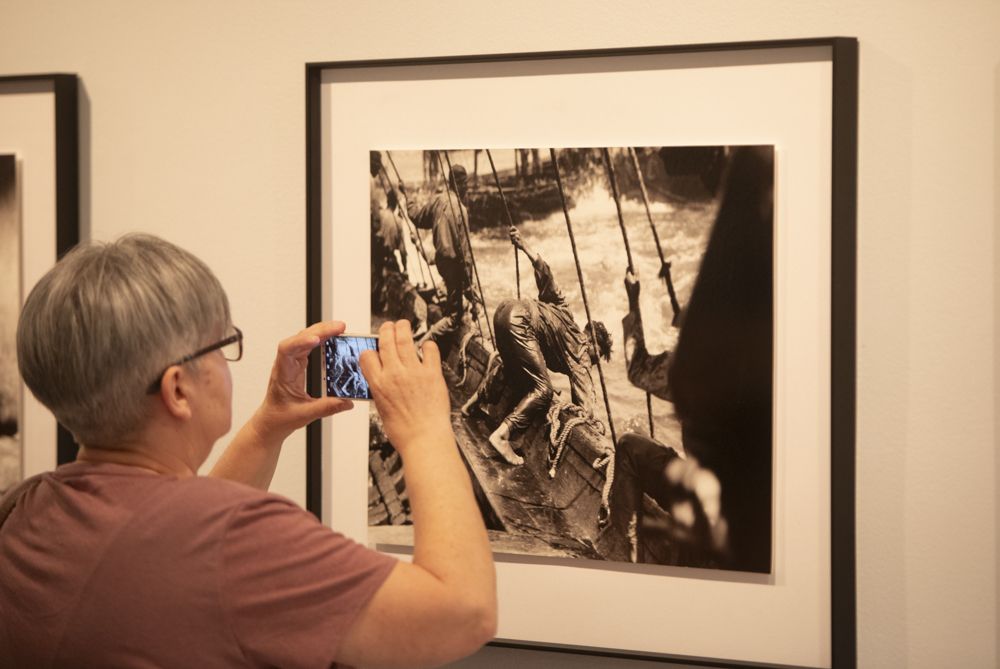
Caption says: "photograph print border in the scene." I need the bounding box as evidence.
[0,73,81,475]
[305,37,857,668]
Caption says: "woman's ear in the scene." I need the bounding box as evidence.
[157,366,193,421]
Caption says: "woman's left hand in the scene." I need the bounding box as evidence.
[252,321,355,443]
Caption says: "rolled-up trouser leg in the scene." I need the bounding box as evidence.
[427,255,464,341]
[494,303,553,436]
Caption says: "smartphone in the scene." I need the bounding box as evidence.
[323,334,379,400]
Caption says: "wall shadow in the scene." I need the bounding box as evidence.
[993,57,999,662]
[853,42,913,665]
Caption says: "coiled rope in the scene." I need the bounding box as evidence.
[544,398,616,524]
[593,448,616,527]
[455,329,478,386]
[545,399,590,478]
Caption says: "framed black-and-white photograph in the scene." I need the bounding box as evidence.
[0,153,20,493]
[0,74,81,490]
[306,39,857,668]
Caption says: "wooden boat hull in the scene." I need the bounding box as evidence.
[369,288,682,564]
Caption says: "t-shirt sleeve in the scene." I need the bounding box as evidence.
[220,496,397,669]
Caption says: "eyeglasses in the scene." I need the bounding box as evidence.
[147,326,243,394]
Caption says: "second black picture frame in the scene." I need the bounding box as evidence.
[0,73,81,482]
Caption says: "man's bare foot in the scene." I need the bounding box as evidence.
[488,424,524,466]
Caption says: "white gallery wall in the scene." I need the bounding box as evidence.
[0,1,996,667]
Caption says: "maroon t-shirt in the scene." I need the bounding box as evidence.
[0,461,396,668]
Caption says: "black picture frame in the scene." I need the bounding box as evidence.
[305,38,857,668]
[0,73,81,473]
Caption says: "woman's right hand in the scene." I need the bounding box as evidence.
[359,320,453,456]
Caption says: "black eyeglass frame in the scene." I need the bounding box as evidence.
[146,326,243,394]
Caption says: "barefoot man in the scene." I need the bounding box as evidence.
[465,226,612,465]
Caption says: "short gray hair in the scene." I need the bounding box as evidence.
[17,234,230,448]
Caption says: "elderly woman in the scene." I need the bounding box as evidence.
[1,234,495,667]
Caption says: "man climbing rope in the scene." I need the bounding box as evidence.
[370,187,428,336]
[606,268,727,564]
[399,164,477,346]
[462,226,612,466]
[606,146,774,572]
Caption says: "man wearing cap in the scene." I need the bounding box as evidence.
[400,164,474,345]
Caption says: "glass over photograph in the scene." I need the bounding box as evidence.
[0,154,20,494]
[366,146,774,573]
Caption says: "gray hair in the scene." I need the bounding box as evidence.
[16,234,230,448]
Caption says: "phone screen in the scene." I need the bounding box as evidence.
[324,335,378,400]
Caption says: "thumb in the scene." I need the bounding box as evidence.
[303,397,355,423]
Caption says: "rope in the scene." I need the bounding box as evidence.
[601,148,653,524]
[546,401,586,478]
[593,447,616,527]
[485,149,520,299]
[628,148,663,264]
[627,147,681,326]
[549,148,618,449]
[442,150,496,348]
[434,150,486,345]
[383,153,439,295]
[647,392,655,439]
[455,329,477,386]
[460,348,501,419]
[481,349,502,389]
[544,399,604,478]
[542,397,616,527]
[376,168,429,286]
[605,148,657,444]
[602,147,634,273]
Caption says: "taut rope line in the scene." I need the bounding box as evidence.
[604,148,655,441]
[602,147,634,273]
[376,168,429,286]
[433,150,486,345]
[441,150,496,349]
[627,147,681,326]
[485,149,520,299]
[383,152,438,294]
[549,147,617,450]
